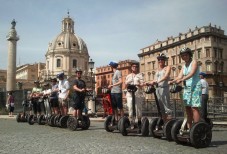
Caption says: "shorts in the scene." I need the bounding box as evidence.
[72,96,85,110]
[111,93,123,109]
[183,85,201,107]
[9,106,14,112]
[49,98,59,108]
[58,98,68,108]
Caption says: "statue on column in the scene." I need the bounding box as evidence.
[11,19,16,29]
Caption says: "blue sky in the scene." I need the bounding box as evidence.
[0,0,227,69]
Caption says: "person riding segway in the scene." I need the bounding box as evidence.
[147,53,177,141]
[67,68,91,131]
[52,72,70,128]
[118,61,149,136]
[37,83,53,125]
[169,47,212,148]
[104,61,124,132]
[28,80,44,125]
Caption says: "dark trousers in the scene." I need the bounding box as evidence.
[201,94,208,119]
[32,100,42,115]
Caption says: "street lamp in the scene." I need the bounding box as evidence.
[88,59,95,94]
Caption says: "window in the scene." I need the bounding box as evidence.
[206,48,211,57]
[178,55,181,63]
[73,59,77,68]
[197,49,201,59]
[205,36,209,41]
[148,72,151,81]
[152,61,155,70]
[206,63,211,71]
[172,56,175,65]
[214,48,217,58]
[47,61,49,69]
[57,59,61,68]
[219,49,223,59]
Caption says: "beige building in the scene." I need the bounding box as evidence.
[95,59,138,98]
[138,24,227,98]
[16,63,45,89]
[44,13,90,80]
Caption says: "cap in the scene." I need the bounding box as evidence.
[109,61,118,68]
[199,72,206,77]
[75,68,83,73]
[157,53,168,60]
[57,72,64,78]
[51,78,57,82]
[43,83,49,87]
[34,80,40,84]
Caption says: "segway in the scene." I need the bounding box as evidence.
[28,96,45,125]
[37,95,52,125]
[118,84,149,136]
[16,99,31,122]
[67,115,90,131]
[148,84,182,141]
[67,90,91,131]
[171,85,212,148]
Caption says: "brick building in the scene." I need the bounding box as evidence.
[95,59,139,98]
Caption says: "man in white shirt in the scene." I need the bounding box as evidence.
[125,61,144,131]
[199,72,209,119]
[57,72,70,116]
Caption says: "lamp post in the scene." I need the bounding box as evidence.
[88,58,95,95]
[88,59,95,113]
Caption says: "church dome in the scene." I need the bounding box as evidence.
[46,15,88,54]
[45,13,90,79]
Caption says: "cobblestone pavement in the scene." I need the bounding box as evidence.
[0,118,227,154]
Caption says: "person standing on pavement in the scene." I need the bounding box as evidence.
[125,61,145,131]
[148,53,172,123]
[57,72,70,116]
[199,72,209,119]
[108,61,123,126]
[7,91,15,117]
[72,68,91,120]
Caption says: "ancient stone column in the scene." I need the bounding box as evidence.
[6,19,19,92]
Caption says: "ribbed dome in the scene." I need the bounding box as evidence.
[47,32,88,52]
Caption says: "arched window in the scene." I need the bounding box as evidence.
[57,59,61,68]
[205,60,212,72]
[73,59,77,68]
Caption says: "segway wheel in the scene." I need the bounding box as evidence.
[164,119,177,141]
[141,117,149,136]
[49,115,56,127]
[149,118,161,138]
[81,115,90,130]
[67,116,78,131]
[190,121,212,148]
[117,117,123,132]
[24,113,29,122]
[16,113,21,122]
[38,115,45,125]
[104,115,114,132]
[28,115,35,125]
[171,119,184,144]
[54,115,62,127]
[205,118,213,129]
[120,117,130,136]
[59,115,69,128]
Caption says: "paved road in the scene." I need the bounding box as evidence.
[0,118,227,154]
